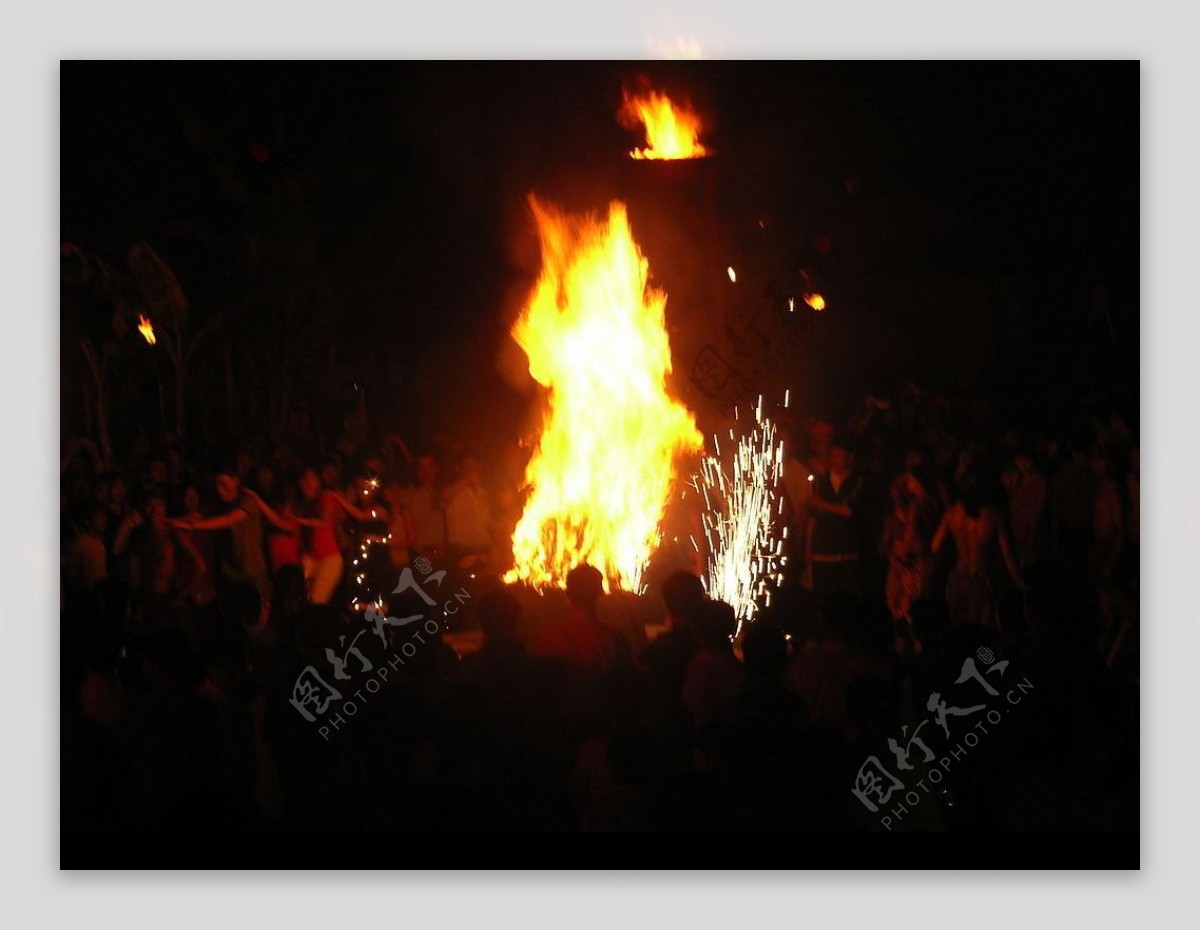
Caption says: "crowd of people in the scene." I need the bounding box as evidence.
[60,433,505,615]
[60,380,1139,832]
[781,383,1139,673]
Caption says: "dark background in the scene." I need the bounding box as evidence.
[60,61,1139,457]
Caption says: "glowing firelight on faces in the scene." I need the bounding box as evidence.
[504,197,702,593]
[694,396,788,635]
[619,86,711,161]
[137,315,156,345]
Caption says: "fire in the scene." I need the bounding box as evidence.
[618,86,711,161]
[137,315,156,345]
[727,266,737,282]
[804,293,826,311]
[505,197,702,592]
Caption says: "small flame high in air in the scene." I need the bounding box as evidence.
[137,315,156,345]
[647,36,704,60]
[804,293,826,312]
[619,85,711,161]
[505,197,702,593]
[695,397,787,634]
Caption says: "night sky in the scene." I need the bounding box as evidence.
[60,61,1139,452]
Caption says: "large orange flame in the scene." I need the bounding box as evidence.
[619,86,711,161]
[505,197,702,592]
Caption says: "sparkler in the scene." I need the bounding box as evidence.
[348,475,391,613]
[694,396,787,635]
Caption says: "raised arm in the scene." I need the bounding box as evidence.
[331,489,390,523]
[810,478,856,519]
[931,508,951,555]
[170,507,248,533]
[243,489,300,533]
[810,496,853,519]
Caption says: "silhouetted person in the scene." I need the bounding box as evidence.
[1003,451,1048,568]
[639,571,705,699]
[537,564,622,677]
[169,471,271,604]
[704,622,810,829]
[809,437,864,598]
[932,472,1025,630]
[785,592,881,735]
[444,452,492,569]
[681,600,743,731]
[459,588,540,719]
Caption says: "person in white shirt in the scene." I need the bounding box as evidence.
[444,453,492,565]
[398,454,446,558]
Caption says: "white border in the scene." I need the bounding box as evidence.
[3,0,1192,924]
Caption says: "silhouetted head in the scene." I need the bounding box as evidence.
[215,473,240,504]
[662,571,706,630]
[695,599,737,649]
[255,463,275,494]
[299,467,322,501]
[566,563,604,612]
[742,622,789,682]
[461,453,483,485]
[146,457,168,485]
[85,504,108,535]
[223,580,263,630]
[145,496,168,531]
[416,453,438,487]
[810,420,834,457]
[320,460,341,490]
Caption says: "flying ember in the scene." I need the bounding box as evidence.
[618,85,711,161]
[505,197,702,593]
[137,315,156,345]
